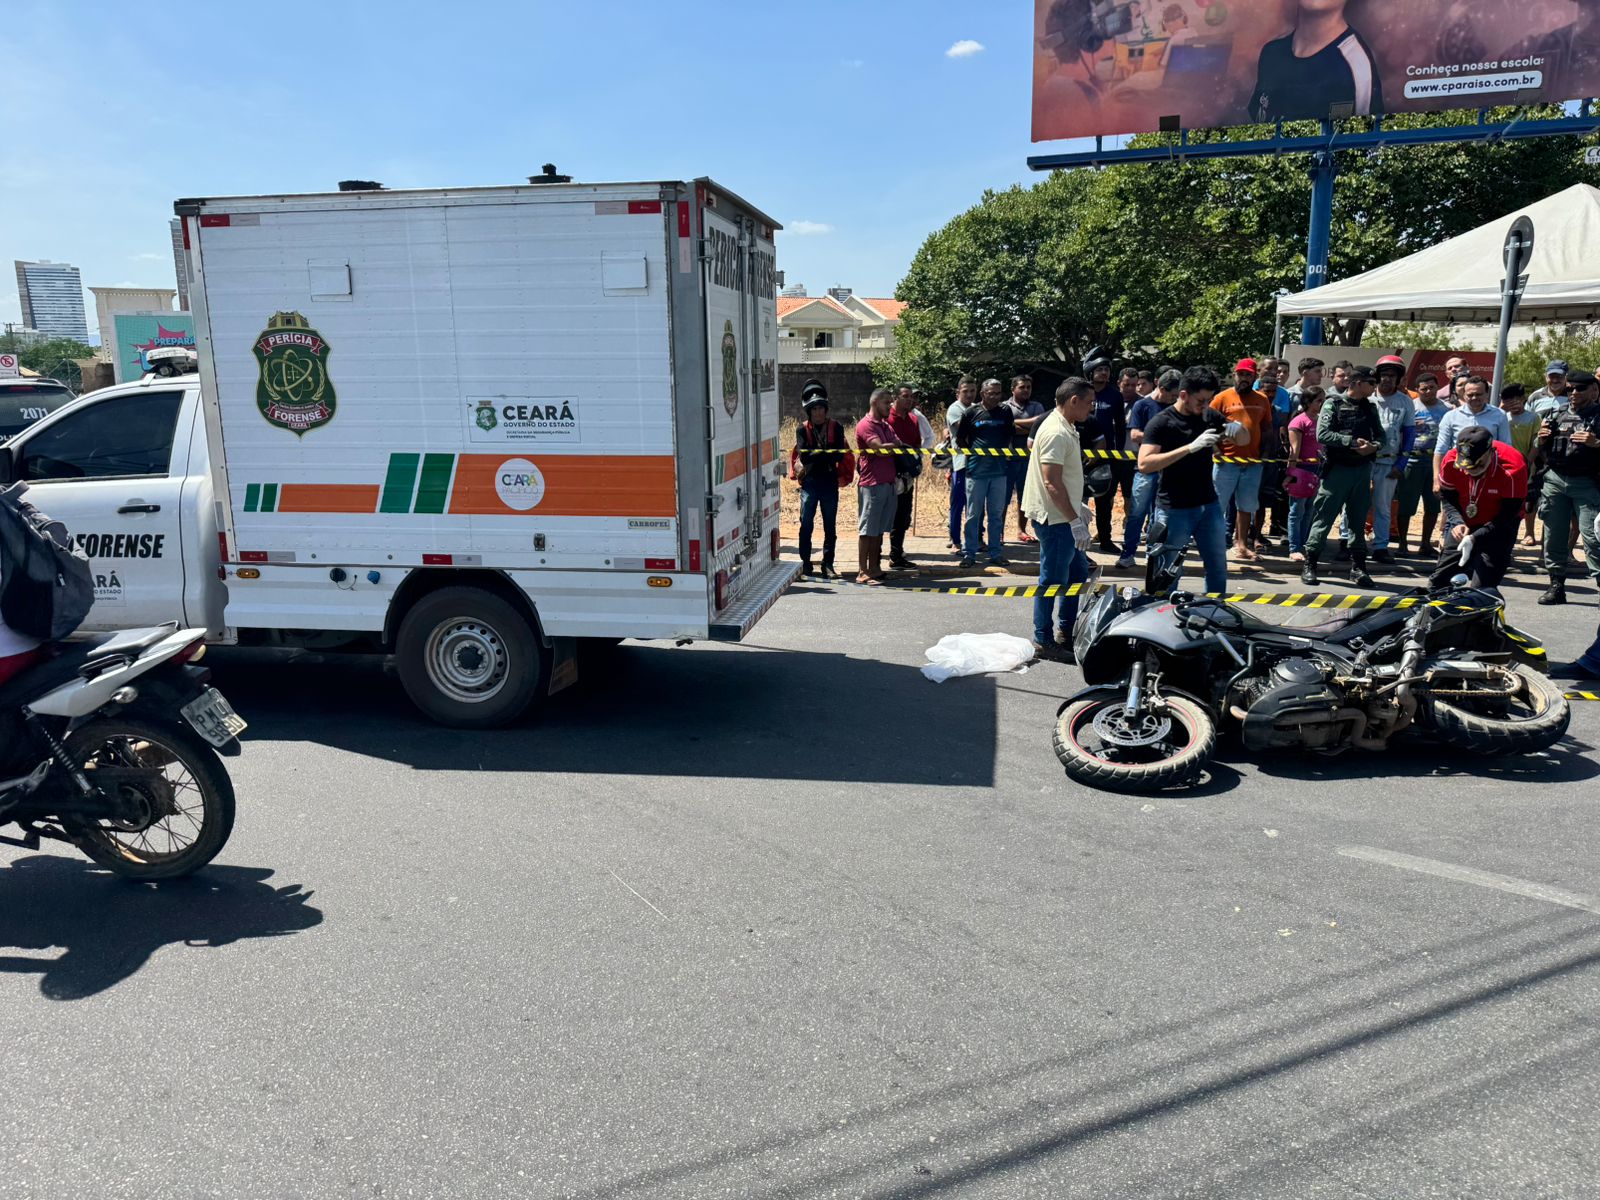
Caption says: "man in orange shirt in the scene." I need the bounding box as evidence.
[1210,358,1275,562]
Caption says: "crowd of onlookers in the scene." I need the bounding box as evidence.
[786,352,1600,674]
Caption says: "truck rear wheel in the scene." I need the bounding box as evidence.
[395,587,547,728]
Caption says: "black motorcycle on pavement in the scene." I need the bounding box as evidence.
[1054,553,1568,793]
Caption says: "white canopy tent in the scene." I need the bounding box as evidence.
[1277,183,1600,325]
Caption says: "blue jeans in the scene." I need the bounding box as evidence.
[948,468,967,545]
[1578,623,1600,675]
[1213,461,1264,516]
[798,483,838,568]
[1287,494,1314,555]
[1034,520,1090,644]
[1369,460,1401,550]
[1158,501,1228,595]
[1120,470,1159,558]
[963,473,1008,560]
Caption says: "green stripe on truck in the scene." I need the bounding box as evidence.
[262,483,279,513]
[244,483,261,513]
[380,453,421,514]
[413,453,455,514]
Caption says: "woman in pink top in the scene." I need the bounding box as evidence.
[1286,386,1326,562]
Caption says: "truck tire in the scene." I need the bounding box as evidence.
[395,587,546,728]
[1054,688,1215,794]
[1425,665,1570,756]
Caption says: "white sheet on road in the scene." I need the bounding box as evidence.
[921,632,1036,682]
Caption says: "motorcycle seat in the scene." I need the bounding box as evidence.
[1216,603,1367,638]
[0,625,177,710]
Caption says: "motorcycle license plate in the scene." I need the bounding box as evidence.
[181,688,247,747]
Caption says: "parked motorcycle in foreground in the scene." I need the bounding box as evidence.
[0,624,244,878]
[1055,553,1568,793]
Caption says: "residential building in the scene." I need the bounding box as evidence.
[1,324,49,347]
[170,218,190,310]
[91,286,178,358]
[776,286,905,364]
[14,259,88,341]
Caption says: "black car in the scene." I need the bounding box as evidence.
[0,377,76,441]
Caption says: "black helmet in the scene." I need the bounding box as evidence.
[800,378,829,410]
[1084,463,1114,500]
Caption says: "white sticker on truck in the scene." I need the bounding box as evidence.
[466,396,581,444]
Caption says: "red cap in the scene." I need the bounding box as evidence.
[1234,358,1257,375]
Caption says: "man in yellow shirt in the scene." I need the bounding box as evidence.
[1023,377,1095,660]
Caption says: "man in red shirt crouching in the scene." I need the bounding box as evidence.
[1431,427,1527,592]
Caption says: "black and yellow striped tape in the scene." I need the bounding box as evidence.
[799,447,1314,465]
[1568,691,1600,701]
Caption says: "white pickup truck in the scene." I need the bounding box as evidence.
[0,176,796,726]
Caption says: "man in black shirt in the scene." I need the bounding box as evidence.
[1139,366,1229,595]
[1534,369,1600,605]
[1250,0,1382,122]
[1085,357,1130,552]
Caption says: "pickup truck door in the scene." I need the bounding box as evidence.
[10,388,192,631]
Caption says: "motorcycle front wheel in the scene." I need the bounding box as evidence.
[1054,688,1216,793]
[1425,665,1571,757]
[62,717,236,880]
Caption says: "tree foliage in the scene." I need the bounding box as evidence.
[0,334,96,390]
[1504,326,1600,389]
[884,107,1600,389]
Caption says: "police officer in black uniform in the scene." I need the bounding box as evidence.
[1534,369,1600,605]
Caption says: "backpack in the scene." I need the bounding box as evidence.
[0,482,95,642]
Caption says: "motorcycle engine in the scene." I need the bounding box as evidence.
[1237,656,1353,752]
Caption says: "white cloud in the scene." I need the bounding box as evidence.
[786,221,835,236]
[946,39,985,59]
[130,252,164,261]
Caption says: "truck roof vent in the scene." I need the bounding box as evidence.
[528,163,572,184]
[337,180,385,192]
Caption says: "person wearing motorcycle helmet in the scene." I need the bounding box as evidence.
[787,380,853,579]
[1430,427,1528,592]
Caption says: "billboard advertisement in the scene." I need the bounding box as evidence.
[112,313,195,383]
[1033,0,1600,142]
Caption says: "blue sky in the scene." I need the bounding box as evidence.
[1,0,1057,329]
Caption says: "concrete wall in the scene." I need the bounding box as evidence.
[778,363,876,425]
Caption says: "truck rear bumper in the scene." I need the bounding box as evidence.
[709,560,801,642]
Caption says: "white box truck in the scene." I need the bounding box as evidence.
[0,177,797,726]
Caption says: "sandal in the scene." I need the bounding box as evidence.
[855,574,883,586]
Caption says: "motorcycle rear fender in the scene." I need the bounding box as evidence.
[29,628,208,719]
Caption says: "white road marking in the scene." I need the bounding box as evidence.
[1338,845,1600,916]
[608,868,671,920]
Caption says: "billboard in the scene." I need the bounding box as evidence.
[111,312,195,383]
[1033,0,1600,142]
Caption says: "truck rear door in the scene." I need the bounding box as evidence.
[701,197,780,613]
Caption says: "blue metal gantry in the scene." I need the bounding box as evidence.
[1027,104,1600,346]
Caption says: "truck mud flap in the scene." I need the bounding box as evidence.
[709,561,802,642]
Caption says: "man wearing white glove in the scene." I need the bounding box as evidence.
[1136,366,1231,595]
[1022,376,1097,660]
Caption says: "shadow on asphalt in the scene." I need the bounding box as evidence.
[0,855,322,1000]
[1247,737,1600,786]
[559,911,1600,1200]
[210,644,1000,787]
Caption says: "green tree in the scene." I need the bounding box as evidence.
[0,335,96,391]
[1362,321,1456,350]
[889,108,1600,379]
[1504,327,1600,390]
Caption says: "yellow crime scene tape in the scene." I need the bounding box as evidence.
[828,579,1560,663]
[1568,691,1600,701]
[798,447,1314,465]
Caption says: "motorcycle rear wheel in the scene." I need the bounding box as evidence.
[1425,666,1571,756]
[62,718,236,880]
[1054,689,1216,793]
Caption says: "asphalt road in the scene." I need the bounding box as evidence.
[3,568,1599,1199]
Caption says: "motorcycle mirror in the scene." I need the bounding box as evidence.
[1450,573,1471,588]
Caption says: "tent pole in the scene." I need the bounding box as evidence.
[1301,120,1336,346]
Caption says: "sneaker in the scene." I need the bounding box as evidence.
[820,566,839,580]
[890,557,918,571]
[959,557,977,569]
[1371,549,1395,565]
[1115,555,1137,569]
[1097,539,1116,554]
[989,556,1009,567]
[1539,582,1567,605]
[1301,563,1320,586]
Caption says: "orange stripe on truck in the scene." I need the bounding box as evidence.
[448,454,677,516]
[277,484,383,513]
